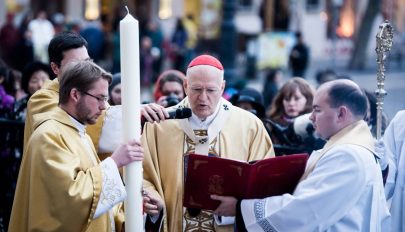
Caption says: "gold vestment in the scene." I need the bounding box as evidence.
[142,98,275,231]
[9,107,123,232]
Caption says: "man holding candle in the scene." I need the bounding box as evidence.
[142,55,275,231]
[23,31,167,159]
[9,60,144,232]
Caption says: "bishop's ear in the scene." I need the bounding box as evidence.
[183,79,189,94]
[337,106,349,120]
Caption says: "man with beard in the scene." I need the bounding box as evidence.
[9,60,144,232]
[23,32,167,160]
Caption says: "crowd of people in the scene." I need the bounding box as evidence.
[0,9,198,93]
[0,10,404,232]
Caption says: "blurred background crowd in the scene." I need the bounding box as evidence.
[1,0,405,230]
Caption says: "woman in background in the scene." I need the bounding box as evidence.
[267,77,313,126]
[153,70,186,107]
[264,77,323,155]
[13,61,53,120]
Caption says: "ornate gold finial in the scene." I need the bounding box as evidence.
[375,20,393,140]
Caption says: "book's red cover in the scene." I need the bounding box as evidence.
[183,154,309,210]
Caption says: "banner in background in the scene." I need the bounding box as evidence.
[257,31,295,69]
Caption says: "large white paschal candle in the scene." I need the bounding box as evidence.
[120,6,143,232]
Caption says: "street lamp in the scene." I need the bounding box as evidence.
[219,0,237,82]
[331,0,343,68]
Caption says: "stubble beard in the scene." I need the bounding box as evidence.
[76,99,98,125]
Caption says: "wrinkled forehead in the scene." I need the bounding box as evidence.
[186,65,224,85]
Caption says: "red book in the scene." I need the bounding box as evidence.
[183,153,309,210]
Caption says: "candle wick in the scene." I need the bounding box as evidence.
[125,6,129,14]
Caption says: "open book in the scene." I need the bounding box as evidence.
[183,153,309,210]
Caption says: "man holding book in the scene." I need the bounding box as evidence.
[142,54,275,231]
[212,79,390,231]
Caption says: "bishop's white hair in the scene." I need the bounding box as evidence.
[186,65,224,81]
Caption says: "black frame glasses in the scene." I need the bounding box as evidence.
[82,92,109,103]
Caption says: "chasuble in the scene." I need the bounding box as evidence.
[142,97,275,231]
[23,78,108,159]
[9,107,124,232]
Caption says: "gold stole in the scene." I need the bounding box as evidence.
[177,98,232,232]
[178,98,231,156]
[299,120,374,182]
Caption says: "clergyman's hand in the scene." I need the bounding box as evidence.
[143,190,164,216]
[111,139,144,168]
[211,195,237,216]
[141,103,169,123]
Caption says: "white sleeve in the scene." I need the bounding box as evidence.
[241,146,367,231]
[99,105,123,153]
[94,157,127,218]
[383,113,399,200]
[213,215,235,226]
